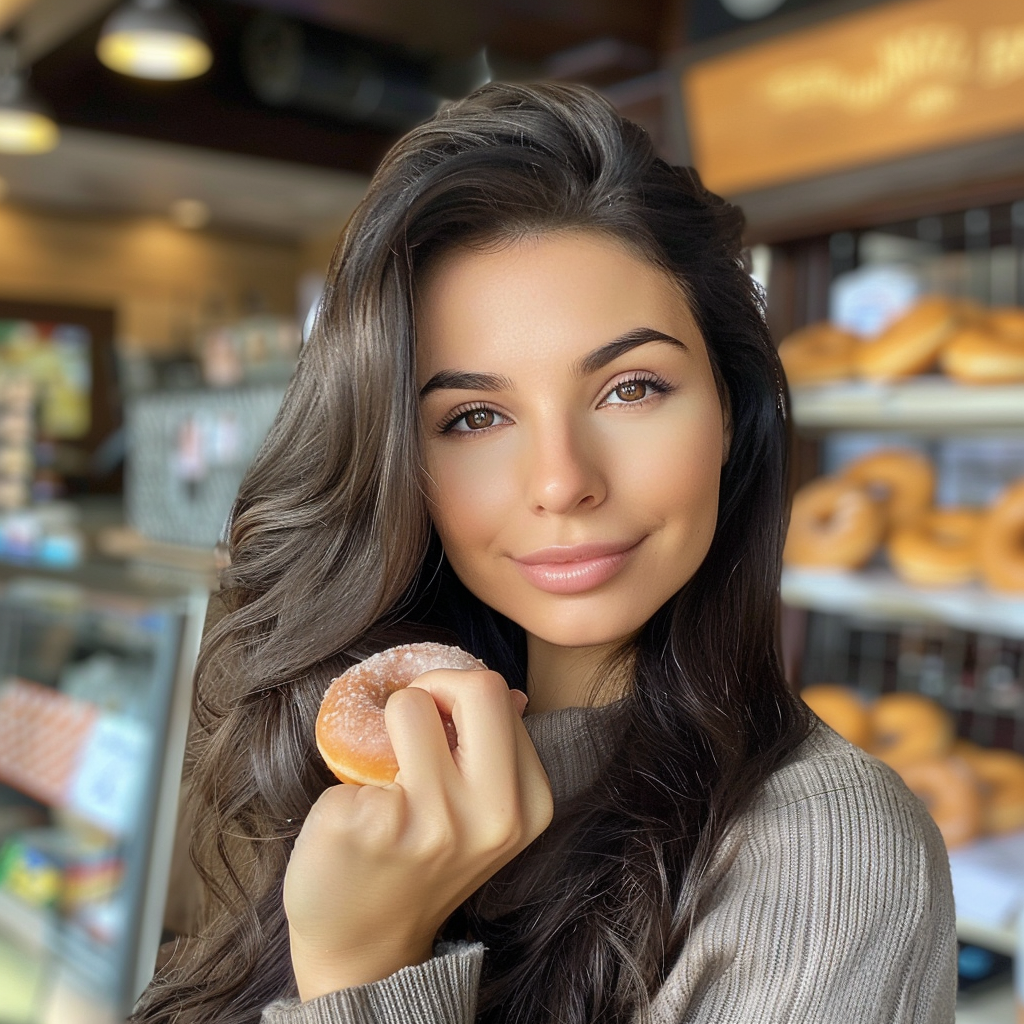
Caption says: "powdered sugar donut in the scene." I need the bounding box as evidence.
[316,642,486,786]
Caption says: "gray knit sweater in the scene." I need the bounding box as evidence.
[262,705,957,1023]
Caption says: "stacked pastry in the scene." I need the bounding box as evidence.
[801,685,1024,850]
[779,297,1024,385]
[784,449,1024,594]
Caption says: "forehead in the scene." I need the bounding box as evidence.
[414,231,701,371]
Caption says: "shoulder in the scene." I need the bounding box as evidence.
[745,720,942,864]
[704,719,956,943]
[757,720,937,831]
[650,723,958,1022]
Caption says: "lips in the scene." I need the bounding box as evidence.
[512,538,643,595]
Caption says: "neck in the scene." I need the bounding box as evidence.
[524,634,634,715]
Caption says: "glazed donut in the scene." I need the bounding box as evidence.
[887,508,983,587]
[978,479,1024,593]
[856,296,959,380]
[952,741,1024,835]
[800,684,872,748]
[841,449,935,531]
[316,642,486,786]
[783,478,885,569]
[896,756,983,849]
[870,692,954,769]
[940,320,1024,384]
[777,322,859,386]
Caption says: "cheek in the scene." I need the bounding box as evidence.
[424,444,518,557]
[616,407,723,527]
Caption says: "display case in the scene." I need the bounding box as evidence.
[0,563,207,1023]
[770,205,1024,970]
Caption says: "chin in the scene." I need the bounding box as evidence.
[520,612,648,652]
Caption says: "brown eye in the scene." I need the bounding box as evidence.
[464,409,495,429]
[614,381,647,402]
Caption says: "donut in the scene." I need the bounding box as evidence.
[870,692,954,769]
[896,756,983,849]
[978,479,1024,593]
[952,741,1024,835]
[887,508,983,588]
[856,295,959,380]
[940,321,1024,384]
[800,684,872,747]
[841,449,935,531]
[316,642,486,786]
[777,322,859,386]
[986,306,1024,337]
[783,478,885,569]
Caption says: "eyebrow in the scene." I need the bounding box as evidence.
[417,327,687,399]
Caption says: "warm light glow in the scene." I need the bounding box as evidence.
[97,30,212,80]
[169,197,210,229]
[0,108,59,154]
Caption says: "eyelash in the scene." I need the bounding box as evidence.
[436,372,676,436]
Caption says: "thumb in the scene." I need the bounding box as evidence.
[510,689,529,717]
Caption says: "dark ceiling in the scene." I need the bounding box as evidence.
[30,0,679,176]
[26,0,848,177]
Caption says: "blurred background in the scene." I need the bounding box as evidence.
[0,0,1022,1020]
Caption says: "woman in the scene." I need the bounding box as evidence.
[134,82,955,1023]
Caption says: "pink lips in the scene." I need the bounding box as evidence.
[512,539,643,595]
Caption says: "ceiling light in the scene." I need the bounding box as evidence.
[97,0,212,81]
[0,74,59,154]
[0,35,59,154]
[170,197,210,229]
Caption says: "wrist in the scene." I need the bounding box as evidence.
[289,928,435,1001]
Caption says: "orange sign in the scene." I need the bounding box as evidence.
[681,0,1024,194]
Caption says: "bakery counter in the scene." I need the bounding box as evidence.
[0,561,209,1019]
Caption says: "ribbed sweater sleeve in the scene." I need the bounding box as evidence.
[651,734,957,1023]
[260,942,484,1024]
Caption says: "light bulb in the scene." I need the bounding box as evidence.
[0,108,58,153]
[0,74,59,154]
[97,0,212,81]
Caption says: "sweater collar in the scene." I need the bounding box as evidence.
[521,701,625,806]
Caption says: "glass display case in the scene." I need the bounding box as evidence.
[0,564,207,1023]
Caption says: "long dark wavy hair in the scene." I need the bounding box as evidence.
[133,81,811,1024]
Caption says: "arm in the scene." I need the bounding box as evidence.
[655,750,957,1024]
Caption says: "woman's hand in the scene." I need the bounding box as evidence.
[283,669,553,1001]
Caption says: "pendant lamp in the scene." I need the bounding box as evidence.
[97,0,212,81]
[0,37,58,154]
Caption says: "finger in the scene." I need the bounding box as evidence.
[410,670,521,800]
[384,685,459,792]
[511,718,554,840]
[510,689,529,717]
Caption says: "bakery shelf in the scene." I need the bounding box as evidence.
[954,978,1017,1024]
[781,567,1024,639]
[949,831,1024,955]
[955,917,1017,956]
[789,379,1024,432]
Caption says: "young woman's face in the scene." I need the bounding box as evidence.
[416,230,728,654]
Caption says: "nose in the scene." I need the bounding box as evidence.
[523,417,606,515]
